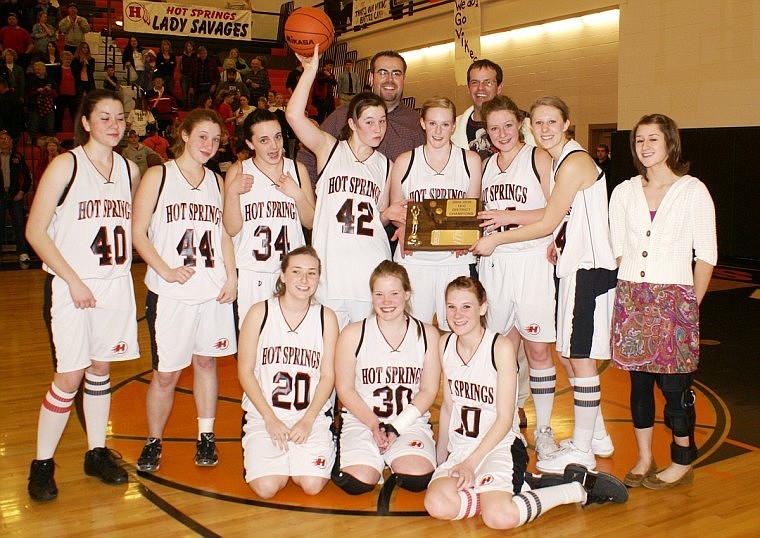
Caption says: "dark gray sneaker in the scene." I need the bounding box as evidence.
[136,438,162,472]
[195,432,218,467]
[84,447,128,484]
[563,464,629,505]
[28,459,57,501]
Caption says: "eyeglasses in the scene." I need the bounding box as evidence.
[374,69,404,79]
[468,79,498,89]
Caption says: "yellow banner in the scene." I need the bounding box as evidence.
[453,0,481,86]
[123,2,252,41]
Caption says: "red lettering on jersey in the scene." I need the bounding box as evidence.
[409,440,423,449]
[112,341,127,354]
[214,338,229,350]
[525,324,540,336]
[313,456,326,468]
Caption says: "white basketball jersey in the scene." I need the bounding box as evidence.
[549,140,616,278]
[442,329,519,453]
[242,298,329,422]
[481,145,553,254]
[44,146,133,280]
[393,145,475,265]
[348,315,429,422]
[234,157,306,273]
[145,160,229,303]
[312,141,391,302]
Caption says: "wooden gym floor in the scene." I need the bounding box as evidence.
[1,263,759,536]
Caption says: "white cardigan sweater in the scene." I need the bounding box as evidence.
[609,175,717,285]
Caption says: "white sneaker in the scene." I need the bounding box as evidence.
[534,426,559,460]
[560,434,615,458]
[19,253,30,262]
[535,441,597,473]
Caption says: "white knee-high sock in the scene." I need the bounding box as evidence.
[37,383,77,459]
[530,367,556,429]
[572,376,600,452]
[513,482,585,526]
[569,376,608,438]
[83,372,111,449]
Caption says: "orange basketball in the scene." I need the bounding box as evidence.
[284,7,334,56]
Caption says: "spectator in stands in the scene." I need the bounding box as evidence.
[154,39,176,93]
[269,91,284,111]
[312,58,336,123]
[121,129,159,175]
[256,95,267,110]
[178,40,195,110]
[191,46,219,106]
[216,66,248,99]
[145,75,178,135]
[205,129,234,175]
[53,50,77,132]
[58,3,89,54]
[39,40,60,75]
[196,92,213,110]
[244,56,269,104]
[234,94,254,140]
[102,63,118,91]
[0,129,31,268]
[336,58,360,106]
[32,0,59,30]
[142,123,170,161]
[137,49,156,94]
[0,78,23,137]
[121,36,142,85]
[0,12,33,68]
[31,10,55,54]
[26,60,56,140]
[1,48,25,98]
[126,96,156,138]
[285,62,303,97]
[225,47,246,72]
[216,89,236,140]
[34,135,62,185]
[71,40,94,96]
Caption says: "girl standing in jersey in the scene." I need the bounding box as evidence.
[476,95,560,462]
[389,97,481,330]
[132,109,238,472]
[238,246,339,498]
[470,96,616,473]
[26,90,140,501]
[610,114,716,489]
[285,47,398,329]
[424,277,627,528]
[224,109,315,325]
[333,261,440,495]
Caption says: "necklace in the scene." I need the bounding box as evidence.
[82,147,113,184]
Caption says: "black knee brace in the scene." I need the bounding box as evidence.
[671,440,698,465]
[394,471,433,492]
[332,471,374,495]
[660,374,696,437]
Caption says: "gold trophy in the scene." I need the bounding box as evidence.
[407,204,421,246]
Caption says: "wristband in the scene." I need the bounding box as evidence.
[390,404,421,436]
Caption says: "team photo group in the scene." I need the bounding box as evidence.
[25,43,716,531]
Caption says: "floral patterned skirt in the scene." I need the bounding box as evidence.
[611,280,699,374]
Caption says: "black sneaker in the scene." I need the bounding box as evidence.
[28,459,57,501]
[84,447,128,484]
[195,432,218,467]
[136,438,162,472]
[563,464,629,505]
[524,470,567,490]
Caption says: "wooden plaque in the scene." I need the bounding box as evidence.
[403,198,482,251]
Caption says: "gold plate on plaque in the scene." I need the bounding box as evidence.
[404,198,482,251]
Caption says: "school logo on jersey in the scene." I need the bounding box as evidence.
[525,324,541,336]
[313,456,327,469]
[408,440,424,449]
[112,341,128,354]
[214,338,229,350]
[478,474,494,487]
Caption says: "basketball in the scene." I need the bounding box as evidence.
[284,7,334,56]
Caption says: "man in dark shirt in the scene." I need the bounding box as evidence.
[312,59,336,123]
[190,46,219,106]
[0,129,31,267]
[244,56,270,104]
